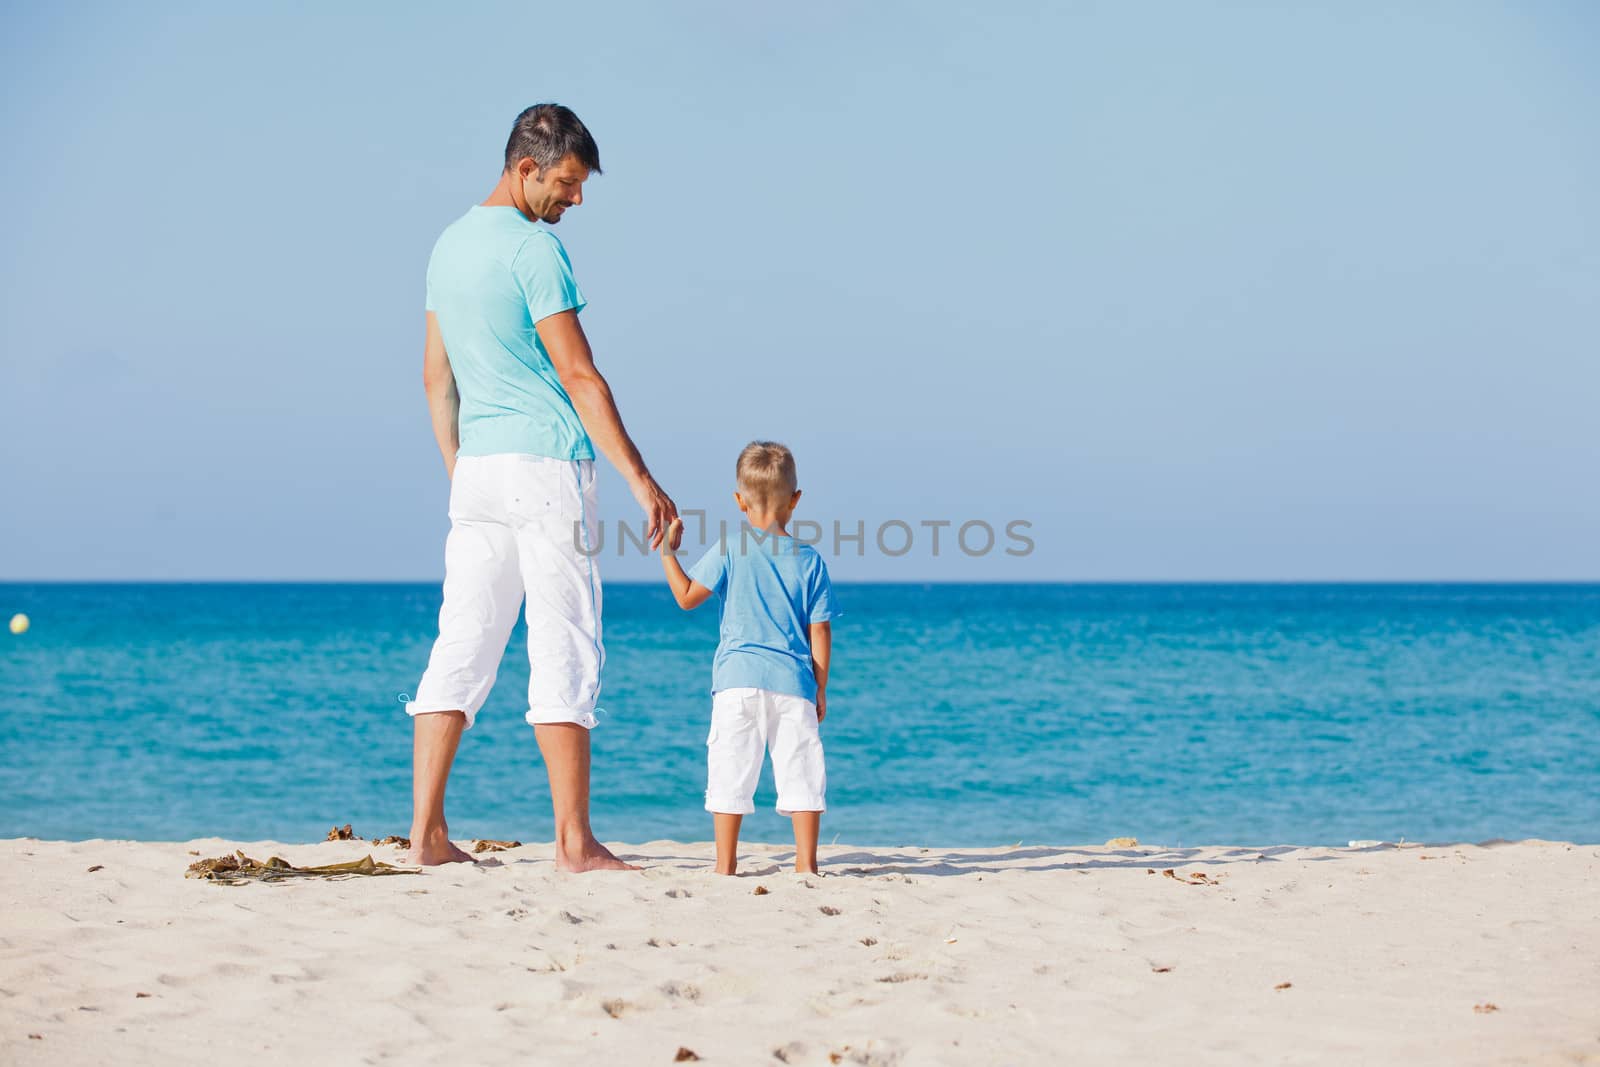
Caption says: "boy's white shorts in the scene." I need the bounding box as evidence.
[705,687,826,816]
[407,454,604,731]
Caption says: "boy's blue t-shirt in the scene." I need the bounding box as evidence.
[686,531,839,702]
[424,205,595,461]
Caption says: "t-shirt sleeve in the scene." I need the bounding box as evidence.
[805,555,839,623]
[512,233,587,324]
[686,544,728,596]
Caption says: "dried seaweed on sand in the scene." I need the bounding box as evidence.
[472,839,521,853]
[185,851,418,884]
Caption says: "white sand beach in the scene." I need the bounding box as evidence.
[2,837,1596,1065]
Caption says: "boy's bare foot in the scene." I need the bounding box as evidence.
[407,828,476,866]
[555,834,640,873]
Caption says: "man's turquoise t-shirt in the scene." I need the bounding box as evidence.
[425,205,594,460]
[687,531,840,703]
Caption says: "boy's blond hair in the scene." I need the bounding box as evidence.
[736,441,798,512]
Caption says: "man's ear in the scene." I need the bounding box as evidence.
[518,157,541,182]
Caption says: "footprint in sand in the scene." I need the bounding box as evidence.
[660,980,702,1002]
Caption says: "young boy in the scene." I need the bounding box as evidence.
[661,441,838,875]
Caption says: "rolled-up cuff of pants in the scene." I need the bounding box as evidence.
[405,703,479,730]
[705,794,756,815]
[525,705,599,730]
[776,796,826,816]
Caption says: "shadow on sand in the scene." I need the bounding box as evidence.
[815,843,1358,877]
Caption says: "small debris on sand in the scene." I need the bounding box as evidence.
[1474,1003,1499,1014]
[1152,966,1172,973]
[674,1049,700,1062]
[819,905,841,916]
[860,937,878,946]
[325,824,360,841]
[753,885,769,895]
[600,998,626,1018]
[86,865,104,873]
[1275,982,1293,991]
[371,836,410,848]
[472,839,521,854]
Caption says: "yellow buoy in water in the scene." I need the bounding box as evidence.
[9,613,28,635]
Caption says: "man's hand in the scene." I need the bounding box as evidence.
[631,475,678,551]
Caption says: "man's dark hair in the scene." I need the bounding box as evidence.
[503,103,602,175]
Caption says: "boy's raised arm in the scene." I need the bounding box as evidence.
[661,518,714,610]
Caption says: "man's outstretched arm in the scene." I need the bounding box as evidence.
[537,309,677,548]
[422,311,459,480]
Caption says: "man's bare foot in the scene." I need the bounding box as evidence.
[795,865,819,875]
[554,834,640,873]
[407,827,475,866]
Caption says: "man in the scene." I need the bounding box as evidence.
[407,104,676,870]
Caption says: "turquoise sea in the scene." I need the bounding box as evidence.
[1,583,1596,846]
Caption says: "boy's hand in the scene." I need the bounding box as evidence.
[816,690,826,724]
[664,517,684,554]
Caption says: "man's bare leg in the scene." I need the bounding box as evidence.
[408,710,476,866]
[713,812,742,875]
[534,722,638,872]
[791,811,820,875]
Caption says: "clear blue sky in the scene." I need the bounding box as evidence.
[2,1,1595,581]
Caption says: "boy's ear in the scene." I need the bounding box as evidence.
[733,491,747,512]
[790,489,803,508]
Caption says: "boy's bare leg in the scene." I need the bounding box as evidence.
[713,813,743,875]
[535,722,639,872]
[409,711,476,866]
[791,811,820,874]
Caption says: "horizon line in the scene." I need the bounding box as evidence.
[3,578,1599,587]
